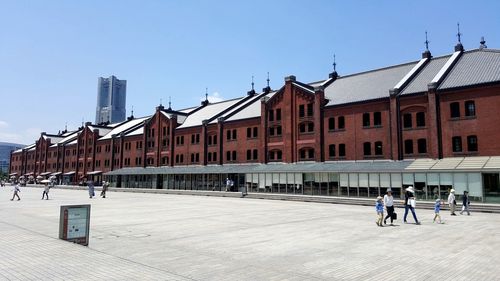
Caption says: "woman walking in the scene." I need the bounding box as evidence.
[383,189,395,225]
[403,186,420,225]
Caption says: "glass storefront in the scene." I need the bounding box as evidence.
[105,170,499,203]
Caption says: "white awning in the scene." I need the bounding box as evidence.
[9,173,17,176]
[63,171,76,176]
[51,172,62,176]
[86,171,102,175]
[39,172,52,176]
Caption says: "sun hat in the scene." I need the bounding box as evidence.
[450,189,456,193]
[386,188,392,193]
[405,186,415,193]
[376,196,383,200]
[435,198,441,202]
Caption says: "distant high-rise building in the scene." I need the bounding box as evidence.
[0,142,25,174]
[95,75,127,124]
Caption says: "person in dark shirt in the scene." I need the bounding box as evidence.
[460,191,471,215]
[403,186,420,225]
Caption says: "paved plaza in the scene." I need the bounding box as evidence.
[0,186,499,281]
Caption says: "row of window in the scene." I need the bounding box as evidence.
[269,108,282,122]
[328,116,346,131]
[403,112,425,128]
[362,112,382,127]
[450,101,475,118]
[452,135,478,152]
[299,103,314,118]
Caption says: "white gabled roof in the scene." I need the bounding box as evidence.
[124,126,144,137]
[177,98,244,129]
[226,92,275,122]
[49,131,79,147]
[100,116,150,140]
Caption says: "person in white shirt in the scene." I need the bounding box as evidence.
[448,189,457,216]
[383,189,395,225]
[42,183,50,200]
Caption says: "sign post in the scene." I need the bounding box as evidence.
[59,204,91,246]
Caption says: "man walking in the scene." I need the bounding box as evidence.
[10,183,21,201]
[460,191,471,215]
[448,189,457,216]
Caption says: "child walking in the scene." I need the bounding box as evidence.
[433,199,442,223]
[376,196,384,227]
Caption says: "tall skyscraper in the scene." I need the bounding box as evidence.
[95,75,127,124]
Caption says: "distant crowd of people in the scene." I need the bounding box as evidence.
[6,179,110,201]
[375,186,471,227]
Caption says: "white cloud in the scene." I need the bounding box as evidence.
[201,92,224,103]
[0,127,42,145]
[0,120,9,128]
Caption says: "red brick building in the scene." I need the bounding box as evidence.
[9,43,500,202]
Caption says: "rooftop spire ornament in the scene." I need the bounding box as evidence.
[425,31,430,51]
[266,72,270,88]
[251,75,254,91]
[457,23,462,43]
[333,54,337,72]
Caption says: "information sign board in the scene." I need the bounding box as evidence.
[59,204,91,246]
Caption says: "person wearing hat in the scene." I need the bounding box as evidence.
[433,199,443,223]
[403,186,420,225]
[383,189,395,225]
[375,196,384,227]
[460,190,471,215]
[448,189,457,216]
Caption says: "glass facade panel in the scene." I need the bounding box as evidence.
[369,173,379,187]
[440,173,453,185]
[453,173,467,194]
[328,173,339,196]
[403,173,414,185]
[415,173,426,182]
[380,173,390,187]
[359,173,368,187]
[427,173,439,185]
[467,173,482,199]
[349,173,358,187]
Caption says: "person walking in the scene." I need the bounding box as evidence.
[87,179,95,199]
[42,183,50,200]
[448,189,457,216]
[10,183,21,201]
[375,196,384,227]
[460,191,471,215]
[433,199,442,223]
[100,181,109,198]
[225,178,231,192]
[383,189,395,225]
[403,186,420,225]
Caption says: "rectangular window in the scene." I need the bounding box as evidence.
[403,113,412,128]
[276,109,281,121]
[226,130,231,140]
[232,129,237,140]
[338,116,345,129]
[418,138,427,154]
[299,105,305,118]
[363,142,371,155]
[253,127,258,138]
[247,150,251,160]
[339,144,346,157]
[465,101,476,117]
[328,118,335,130]
[247,128,251,138]
[362,113,370,127]
[416,112,425,127]
[373,112,382,126]
[450,102,460,118]
[307,103,313,116]
[269,110,274,121]
[276,126,282,136]
[232,151,236,161]
[329,144,336,157]
[467,135,478,151]
[452,136,462,152]
[226,151,231,161]
[253,149,258,160]
[374,141,383,155]
[405,139,413,154]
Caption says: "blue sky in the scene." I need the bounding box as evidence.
[0,0,499,145]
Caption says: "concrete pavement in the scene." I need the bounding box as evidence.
[1,186,499,280]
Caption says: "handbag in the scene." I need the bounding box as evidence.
[408,199,416,208]
[392,212,397,220]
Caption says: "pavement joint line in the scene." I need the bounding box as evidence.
[0,219,198,281]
